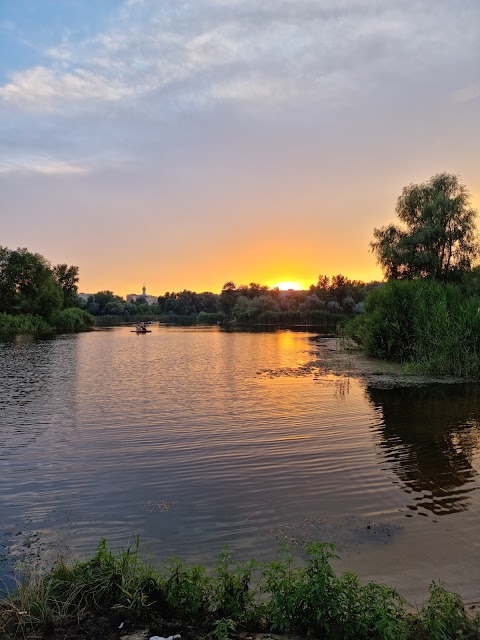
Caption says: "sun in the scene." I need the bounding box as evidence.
[270,280,304,291]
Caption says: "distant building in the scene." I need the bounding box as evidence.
[78,293,94,301]
[126,286,158,306]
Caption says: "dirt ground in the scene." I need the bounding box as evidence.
[43,616,302,640]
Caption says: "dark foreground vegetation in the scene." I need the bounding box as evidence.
[1,540,478,640]
[345,173,480,377]
[0,247,94,333]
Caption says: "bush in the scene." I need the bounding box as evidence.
[0,313,51,334]
[197,312,223,325]
[50,308,95,331]
[345,279,480,376]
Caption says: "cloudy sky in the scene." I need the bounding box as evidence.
[1,0,479,296]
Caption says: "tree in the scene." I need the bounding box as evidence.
[53,264,80,308]
[219,281,237,321]
[371,173,478,281]
[237,282,269,299]
[0,247,62,318]
[86,291,126,315]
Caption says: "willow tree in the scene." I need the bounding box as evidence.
[371,173,478,281]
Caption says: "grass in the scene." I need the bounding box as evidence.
[1,539,479,639]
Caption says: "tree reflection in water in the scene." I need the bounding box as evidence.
[366,384,480,516]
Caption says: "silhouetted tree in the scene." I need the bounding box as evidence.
[371,173,478,281]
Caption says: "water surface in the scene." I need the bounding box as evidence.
[1,327,480,602]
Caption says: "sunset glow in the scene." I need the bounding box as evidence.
[270,281,307,291]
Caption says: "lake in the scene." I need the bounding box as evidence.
[1,326,480,603]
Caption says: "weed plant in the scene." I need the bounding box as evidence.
[1,538,480,639]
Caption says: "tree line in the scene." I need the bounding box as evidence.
[84,276,380,326]
[0,244,376,330]
[5,170,477,348]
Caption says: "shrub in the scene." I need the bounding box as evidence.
[0,313,51,334]
[50,308,95,331]
[345,279,480,376]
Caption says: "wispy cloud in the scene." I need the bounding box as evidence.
[453,84,480,104]
[2,0,478,115]
[0,65,136,110]
[0,157,89,175]
[0,0,479,181]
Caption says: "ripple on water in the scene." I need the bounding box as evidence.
[2,329,480,602]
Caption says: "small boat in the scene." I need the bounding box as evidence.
[131,324,152,333]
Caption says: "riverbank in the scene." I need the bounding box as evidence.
[2,540,479,640]
[311,337,470,389]
[0,309,95,335]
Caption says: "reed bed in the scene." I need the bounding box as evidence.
[345,279,480,377]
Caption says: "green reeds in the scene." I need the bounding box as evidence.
[344,279,480,377]
[0,309,94,334]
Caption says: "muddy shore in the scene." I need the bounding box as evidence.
[310,337,470,389]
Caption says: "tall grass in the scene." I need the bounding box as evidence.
[0,313,51,334]
[1,539,479,639]
[345,279,480,376]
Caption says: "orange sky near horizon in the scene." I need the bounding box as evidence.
[73,183,478,298]
[74,219,387,297]
[78,261,385,299]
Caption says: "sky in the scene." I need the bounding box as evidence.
[1,0,479,297]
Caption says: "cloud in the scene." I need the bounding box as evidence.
[3,0,478,115]
[453,85,480,103]
[0,0,479,179]
[0,158,89,175]
[0,65,135,110]
[46,46,72,63]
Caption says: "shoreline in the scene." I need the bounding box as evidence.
[311,336,474,389]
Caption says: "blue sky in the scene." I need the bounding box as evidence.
[1,0,479,295]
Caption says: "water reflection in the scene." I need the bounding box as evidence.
[367,384,480,516]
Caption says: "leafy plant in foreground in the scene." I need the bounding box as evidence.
[209,617,237,640]
[210,549,259,628]
[2,539,480,640]
[414,581,479,639]
[163,558,209,621]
